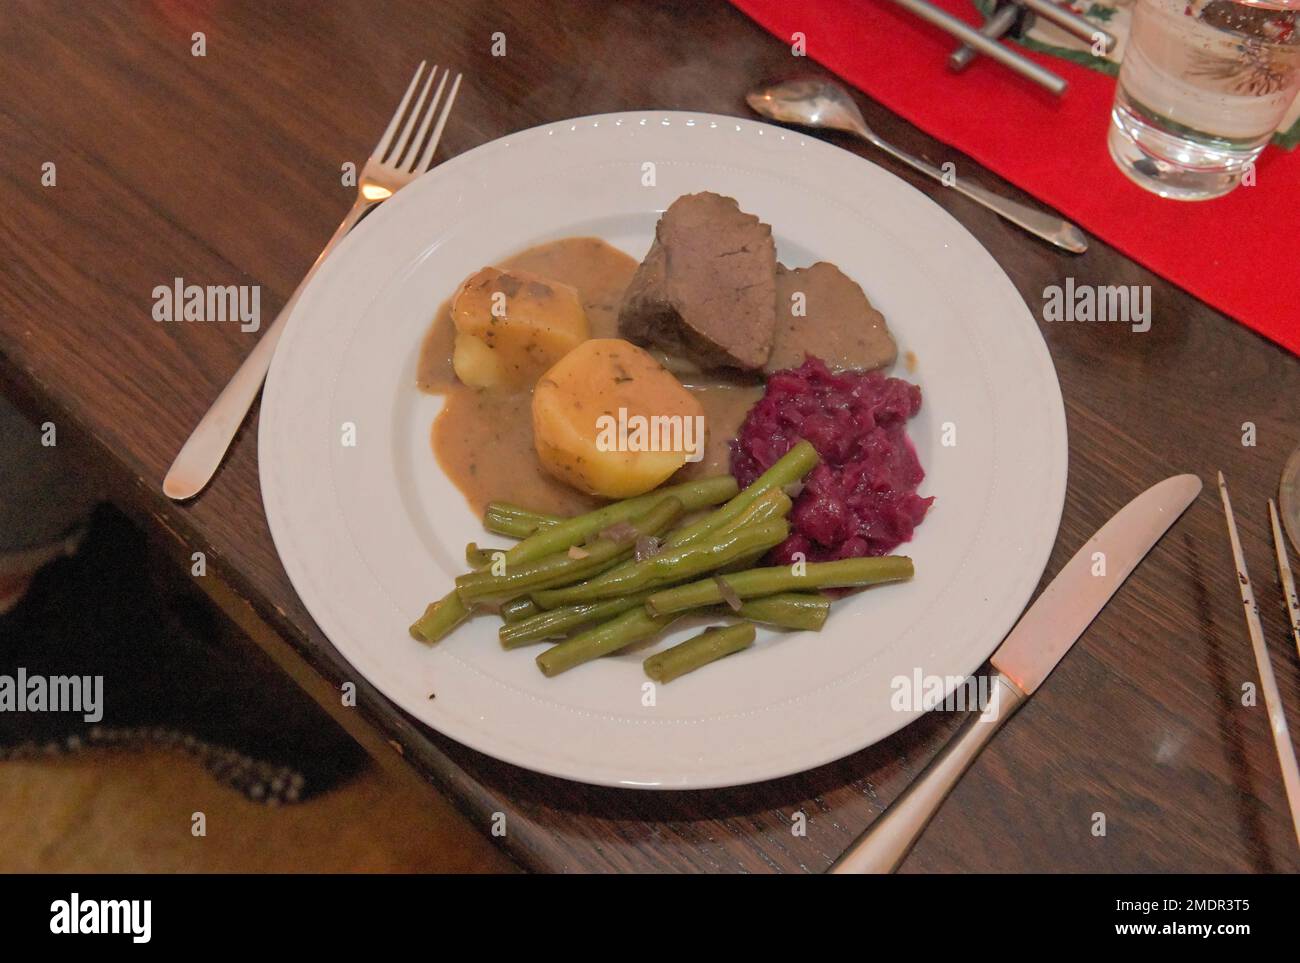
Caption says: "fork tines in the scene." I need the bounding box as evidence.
[375,61,463,175]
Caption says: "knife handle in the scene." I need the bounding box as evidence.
[829,672,1026,874]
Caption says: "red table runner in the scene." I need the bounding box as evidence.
[733,0,1300,355]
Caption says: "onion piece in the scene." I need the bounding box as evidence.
[635,535,662,562]
[567,545,590,559]
[598,520,639,544]
[713,575,743,612]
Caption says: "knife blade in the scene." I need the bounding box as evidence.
[829,473,1202,873]
[993,473,1203,695]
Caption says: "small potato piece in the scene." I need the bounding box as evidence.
[450,266,589,389]
[533,338,706,498]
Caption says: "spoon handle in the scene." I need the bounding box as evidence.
[860,132,1087,254]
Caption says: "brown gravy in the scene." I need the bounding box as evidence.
[416,237,760,516]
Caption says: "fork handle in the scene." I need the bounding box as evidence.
[162,197,374,500]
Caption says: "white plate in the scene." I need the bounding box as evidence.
[260,111,1067,789]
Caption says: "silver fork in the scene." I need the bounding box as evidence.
[163,62,462,501]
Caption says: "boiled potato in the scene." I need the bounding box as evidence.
[533,338,706,498]
[450,266,589,390]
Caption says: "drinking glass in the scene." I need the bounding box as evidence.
[1109,0,1300,200]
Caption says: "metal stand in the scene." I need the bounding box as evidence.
[887,0,1118,96]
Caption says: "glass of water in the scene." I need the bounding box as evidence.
[1109,0,1300,200]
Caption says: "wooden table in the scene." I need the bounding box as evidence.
[3,0,1297,873]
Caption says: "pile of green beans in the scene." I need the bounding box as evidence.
[531,517,790,609]
[501,591,831,650]
[455,497,684,602]
[409,474,738,643]
[528,442,815,611]
[408,439,916,684]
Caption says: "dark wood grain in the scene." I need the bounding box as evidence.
[1,0,1297,873]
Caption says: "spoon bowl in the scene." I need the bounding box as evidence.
[746,79,870,137]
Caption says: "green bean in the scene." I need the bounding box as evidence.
[524,443,803,621]
[718,548,769,574]
[505,587,813,651]
[483,503,560,539]
[455,497,683,602]
[499,475,737,563]
[572,488,791,601]
[500,591,656,649]
[465,543,510,568]
[661,441,816,550]
[632,591,831,684]
[536,609,681,677]
[409,475,738,644]
[729,593,831,631]
[499,596,541,624]
[714,487,791,534]
[409,592,470,643]
[643,623,757,684]
[645,556,914,616]
[534,518,790,608]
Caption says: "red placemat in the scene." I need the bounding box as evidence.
[732,0,1300,356]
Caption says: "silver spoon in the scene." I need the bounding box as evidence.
[746,79,1088,254]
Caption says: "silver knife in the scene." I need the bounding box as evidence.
[829,474,1203,873]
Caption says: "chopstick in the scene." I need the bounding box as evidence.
[1270,499,1300,660]
[1218,473,1300,849]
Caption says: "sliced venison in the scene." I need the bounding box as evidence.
[766,262,897,374]
[618,192,776,371]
